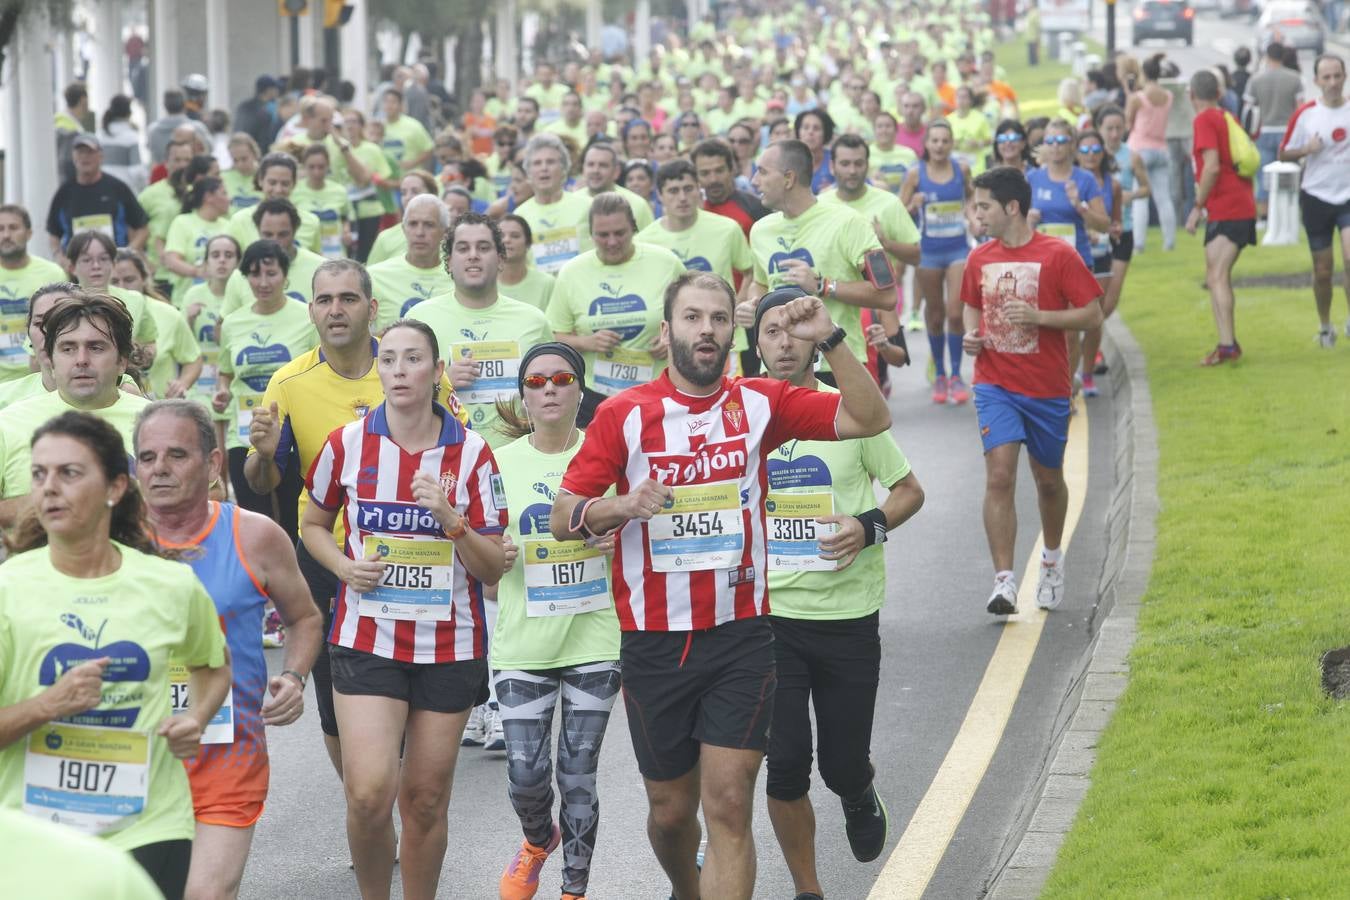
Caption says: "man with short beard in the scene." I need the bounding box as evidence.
[0,204,67,382]
[550,274,892,900]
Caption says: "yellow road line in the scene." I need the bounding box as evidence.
[868,408,1090,900]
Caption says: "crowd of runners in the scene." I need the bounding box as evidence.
[2,0,1348,897]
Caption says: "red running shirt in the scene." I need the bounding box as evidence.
[1192,106,1257,222]
[962,231,1103,399]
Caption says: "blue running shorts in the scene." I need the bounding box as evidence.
[973,383,1071,469]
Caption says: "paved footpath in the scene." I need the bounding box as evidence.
[242,333,1118,898]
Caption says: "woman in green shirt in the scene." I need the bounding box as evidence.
[111,250,202,400]
[213,240,317,530]
[491,342,621,900]
[0,412,229,900]
[223,134,264,213]
[161,176,232,304]
[177,234,239,478]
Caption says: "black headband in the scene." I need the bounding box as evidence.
[751,285,810,348]
[518,341,587,394]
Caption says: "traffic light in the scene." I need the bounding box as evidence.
[323,0,353,27]
[279,0,307,14]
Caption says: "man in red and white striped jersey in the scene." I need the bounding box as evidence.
[550,273,891,900]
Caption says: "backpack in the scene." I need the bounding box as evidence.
[1224,110,1261,179]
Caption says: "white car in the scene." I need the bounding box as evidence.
[1255,1,1327,53]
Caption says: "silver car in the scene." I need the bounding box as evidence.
[1255,1,1327,53]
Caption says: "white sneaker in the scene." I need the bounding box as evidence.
[1343,318,1350,339]
[483,703,506,752]
[1036,557,1065,610]
[460,703,486,747]
[1318,326,1336,349]
[986,577,1018,615]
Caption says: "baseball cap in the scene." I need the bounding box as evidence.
[255,75,284,94]
[766,98,786,111]
[182,73,209,93]
[72,133,101,150]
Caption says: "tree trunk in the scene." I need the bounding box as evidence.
[453,18,483,108]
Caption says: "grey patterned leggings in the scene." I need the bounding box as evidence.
[494,660,622,895]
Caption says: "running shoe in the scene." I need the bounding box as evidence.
[484,702,506,751]
[1344,318,1350,339]
[261,609,285,648]
[1093,350,1107,375]
[931,375,949,404]
[1200,344,1242,366]
[841,781,890,862]
[947,375,970,404]
[561,895,587,900]
[794,894,825,900]
[461,704,486,747]
[1036,557,1066,610]
[1318,325,1337,349]
[906,309,925,332]
[986,577,1018,615]
[1081,374,1099,397]
[499,823,560,900]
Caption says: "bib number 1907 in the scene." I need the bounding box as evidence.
[58,760,116,793]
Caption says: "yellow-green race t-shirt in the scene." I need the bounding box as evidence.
[0,544,226,850]
[216,301,318,450]
[0,389,151,499]
[367,255,454,332]
[0,255,67,381]
[407,291,555,447]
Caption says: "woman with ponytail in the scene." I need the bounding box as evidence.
[161,175,232,304]
[490,342,621,900]
[0,412,231,900]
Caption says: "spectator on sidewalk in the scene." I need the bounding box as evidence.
[1244,43,1305,219]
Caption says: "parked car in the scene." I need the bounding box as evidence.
[1217,0,1256,17]
[1256,2,1327,53]
[1133,0,1196,45]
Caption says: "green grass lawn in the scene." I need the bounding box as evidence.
[995,35,1107,118]
[1040,236,1350,896]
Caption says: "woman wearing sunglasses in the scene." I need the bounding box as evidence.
[988,119,1033,175]
[1027,120,1111,400]
[490,342,621,900]
[1072,128,1121,399]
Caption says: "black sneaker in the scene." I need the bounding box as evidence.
[841,782,889,862]
[794,894,825,900]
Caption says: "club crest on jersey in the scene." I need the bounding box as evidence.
[352,400,371,419]
[439,471,459,496]
[722,400,745,435]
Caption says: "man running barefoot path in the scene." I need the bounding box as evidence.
[963,167,1103,615]
[550,271,892,900]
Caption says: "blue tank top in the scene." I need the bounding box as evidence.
[1027,166,1099,267]
[168,502,270,758]
[917,161,969,254]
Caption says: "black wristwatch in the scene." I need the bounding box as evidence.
[816,326,847,354]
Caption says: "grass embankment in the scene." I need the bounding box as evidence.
[994,35,1107,118]
[1042,237,1350,895]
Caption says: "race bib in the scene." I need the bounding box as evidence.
[523,539,611,616]
[167,662,233,745]
[1040,223,1078,247]
[24,723,149,836]
[532,227,581,274]
[196,357,219,393]
[765,492,837,572]
[449,339,521,404]
[1090,230,1111,259]
[355,535,455,621]
[648,481,745,572]
[924,200,966,240]
[236,392,264,443]
[71,213,114,238]
[593,347,654,396]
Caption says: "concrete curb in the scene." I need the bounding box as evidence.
[984,315,1159,899]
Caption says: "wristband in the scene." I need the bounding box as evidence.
[855,507,889,547]
[443,518,468,541]
[280,669,307,688]
[569,496,600,540]
[815,274,825,296]
[816,325,847,354]
[887,328,911,366]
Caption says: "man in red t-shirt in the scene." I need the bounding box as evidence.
[1185,69,1257,366]
[550,272,891,900]
[963,167,1103,616]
